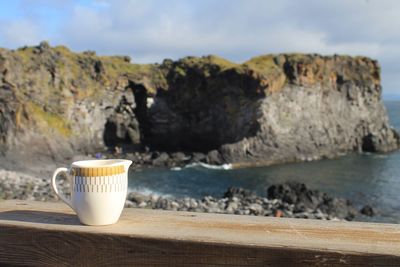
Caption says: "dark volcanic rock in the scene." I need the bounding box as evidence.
[360,205,375,216]
[267,182,358,220]
[190,152,207,163]
[318,196,357,221]
[144,55,399,167]
[268,182,323,208]
[151,152,170,167]
[223,187,256,199]
[206,150,224,165]
[170,152,190,162]
[0,43,398,169]
[130,184,364,221]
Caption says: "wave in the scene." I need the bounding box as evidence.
[373,154,389,159]
[361,152,388,158]
[128,186,173,198]
[171,162,232,171]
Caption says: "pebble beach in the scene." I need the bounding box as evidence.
[1,168,372,221]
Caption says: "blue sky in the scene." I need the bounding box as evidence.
[0,0,399,99]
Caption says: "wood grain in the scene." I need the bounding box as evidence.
[0,200,399,266]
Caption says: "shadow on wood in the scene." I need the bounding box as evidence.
[0,210,80,225]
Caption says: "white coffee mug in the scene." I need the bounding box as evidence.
[51,159,132,226]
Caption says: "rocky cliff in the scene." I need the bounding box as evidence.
[0,42,398,167]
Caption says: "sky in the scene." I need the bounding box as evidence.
[0,0,399,99]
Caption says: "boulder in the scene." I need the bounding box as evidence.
[360,205,375,216]
[206,150,224,165]
[151,152,170,167]
[224,187,256,199]
[267,182,359,221]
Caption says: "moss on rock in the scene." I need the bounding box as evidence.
[26,101,72,137]
[1,41,392,165]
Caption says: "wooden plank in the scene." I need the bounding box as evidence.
[0,200,399,266]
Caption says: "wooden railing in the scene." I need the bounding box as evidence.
[0,200,400,266]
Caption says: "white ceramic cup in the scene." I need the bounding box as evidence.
[51,159,132,226]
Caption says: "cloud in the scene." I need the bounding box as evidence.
[0,19,44,47]
[286,0,400,44]
[58,0,391,60]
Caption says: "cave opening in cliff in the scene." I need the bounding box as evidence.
[136,68,263,153]
[361,134,376,152]
[103,92,139,150]
[128,81,149,148]
[102,81,151,151]
[103,120,131,147]
[103,86,143,152]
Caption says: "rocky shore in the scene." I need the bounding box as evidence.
[0,169,64,201]
[0,169,373,221]
[0,43,394,224]
[126,183,366,221]
[98,149,226,169]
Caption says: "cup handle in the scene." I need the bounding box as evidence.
[51,167,73,209]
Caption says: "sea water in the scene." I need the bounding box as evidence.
[129,101,400,223]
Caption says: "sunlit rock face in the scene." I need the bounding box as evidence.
[146,54,399,166]
[0,42,398,166]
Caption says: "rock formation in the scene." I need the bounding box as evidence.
[0,42,398,167]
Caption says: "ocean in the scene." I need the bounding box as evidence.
[129,101,400,223]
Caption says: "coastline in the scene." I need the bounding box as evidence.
[0,162,373,222]
[1,45,398,173]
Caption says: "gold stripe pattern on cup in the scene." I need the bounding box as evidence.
[70,166,124,177]
[71,166,127,193]
[72,174,127,193]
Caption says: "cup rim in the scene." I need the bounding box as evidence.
[72,159,132,168]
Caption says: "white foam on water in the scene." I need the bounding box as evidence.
[184,162,233,170]
[361,152,388,158]
[362,152,373,156]
[373,154,388,159]
[128,186,173,198]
